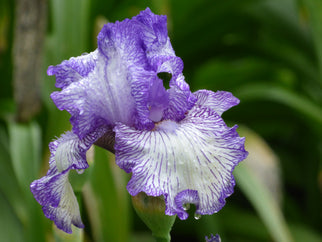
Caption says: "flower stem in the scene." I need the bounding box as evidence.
[153,235,171,242]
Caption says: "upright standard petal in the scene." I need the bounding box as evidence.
[50,51,137,138]
[49,8,195,138]
[30,128,106,233]
[115,104,248,220]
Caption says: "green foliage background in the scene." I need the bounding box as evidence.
[0,0,321,241]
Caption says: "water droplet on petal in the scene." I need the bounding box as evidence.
[183,203,190,211]
[77,169,84,174]
[194,213,201,220]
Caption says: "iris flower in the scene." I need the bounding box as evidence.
[30,8,248,233]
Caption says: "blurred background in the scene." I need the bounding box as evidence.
[0,0,321,241]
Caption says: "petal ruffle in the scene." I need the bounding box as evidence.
[47,50,98,89]
[194,89,240,116]
[30,128,106,233]
[114,106,248,219]
[50,52,137,138]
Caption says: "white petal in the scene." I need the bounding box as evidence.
[31,128,106,233]
[115,106,247,219]
[41,172,84,233]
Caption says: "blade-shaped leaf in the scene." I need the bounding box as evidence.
[236,84,322,127]
[0,126,26,223]
[0,192,24,242]
[301,0,322,81]
[235,164,293,242]
[8,121,41,191]
[8,121,48,240]
[235,127,293,242]
[83,147,130,242]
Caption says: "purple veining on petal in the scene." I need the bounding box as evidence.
[174,189,200,219]
[114,105,248,220]
[42,204,85,234]
[194,89,240,116]
[47,50,98,89]
[30,127,107,233]
[96,8,172,130]
[50,49,138,138]
[147,76,169,122]
[49,7,194,137]
[40,171,85,234]
[134,8,169,51]
[31,170,67,207]
[164,75,197,122]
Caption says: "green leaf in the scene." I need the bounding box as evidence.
[301,0,322,81]
[236,84,322,126]
[235,164,293,242]
[191,58,278,91]
[0,192,24,242]
[0,99,15,119]
[289,223,322,242]
[234,126,294,242]
[212,205,271,241]
[49,0,91,59]
[8,121,42,191]
[42,0,92,146]
[7,121,48,241]
[0,126,26,223]
[53,225,84,242]
[83,147,130,242]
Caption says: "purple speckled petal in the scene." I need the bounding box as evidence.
[30,128,106,233]
[114,106,248,219]
[194,89,240,116]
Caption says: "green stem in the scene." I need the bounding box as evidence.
[153,234,171,242]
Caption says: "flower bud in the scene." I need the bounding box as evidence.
[132,192,176,242]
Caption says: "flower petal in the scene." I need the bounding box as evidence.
[114,106,248,219]
[30,128,106,233]
[50,51,137,138]
[47,50,98,89]
[49,8,195,137]
[33,171,84,233]
[194,89,240,116]
[164,73,197,122]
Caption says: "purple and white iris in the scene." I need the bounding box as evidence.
[30,8,248,233]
